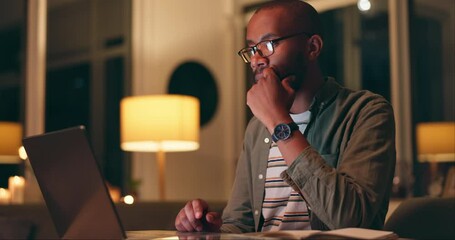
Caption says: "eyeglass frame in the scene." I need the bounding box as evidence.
[237,31,312,63]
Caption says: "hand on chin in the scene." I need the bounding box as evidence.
[247,68,296,128]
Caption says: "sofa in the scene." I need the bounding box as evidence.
[0,201,226,239]
[384,197,455,239]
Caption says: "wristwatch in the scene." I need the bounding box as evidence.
[271,122,299,142]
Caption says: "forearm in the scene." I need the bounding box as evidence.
[281,102,396,229]
[276,130,311,166]
[282,147,393,229]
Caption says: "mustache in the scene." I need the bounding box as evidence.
[251,68,300,90]
[252,67,267,84]
[253,67,264,76]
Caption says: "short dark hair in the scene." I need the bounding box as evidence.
[255,0,322,38]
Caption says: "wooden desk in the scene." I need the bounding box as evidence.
[127,230,401,240]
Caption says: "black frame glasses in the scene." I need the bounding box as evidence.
[237,31,312,63]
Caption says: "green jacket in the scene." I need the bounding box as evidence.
[221,78,396,233]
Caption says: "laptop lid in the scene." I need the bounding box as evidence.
[23,126,126,239]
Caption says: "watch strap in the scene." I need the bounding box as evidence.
[288,122,299,131]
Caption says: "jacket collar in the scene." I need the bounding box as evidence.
[308,77,341,113]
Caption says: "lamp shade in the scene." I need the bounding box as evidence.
[0,121,22,163]
[416,122,455,162]
[121,95,200,152]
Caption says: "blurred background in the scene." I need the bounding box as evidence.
[0,0,454,203]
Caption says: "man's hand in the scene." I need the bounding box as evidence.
[247,67,296,131]
[175,199,222,232]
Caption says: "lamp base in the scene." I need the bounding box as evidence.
[427,161,443,197]
[157,150,166,201]
[428,176,444,197]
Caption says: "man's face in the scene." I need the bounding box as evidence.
[246,8,308,87]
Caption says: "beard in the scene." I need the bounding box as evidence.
[285,54,308,91]
[251,51,308,89]
[252,67,264,84]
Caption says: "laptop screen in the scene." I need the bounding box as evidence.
[23,126,126,239]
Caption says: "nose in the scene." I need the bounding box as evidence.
[250,52,268,71]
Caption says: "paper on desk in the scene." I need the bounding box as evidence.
[244,228,398,240]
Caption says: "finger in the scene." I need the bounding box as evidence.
[263,68,279,82]
[175,209,185,231]
[176,209,195,232]
[175,214,185,231]
[184,202,201,231]
[192,199,208,219]
[282,75,296,92]
[179,219,194,232]
[205,212,222,231]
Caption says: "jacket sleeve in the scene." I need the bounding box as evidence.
[282,98,396,229]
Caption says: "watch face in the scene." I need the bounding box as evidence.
[274,123,291,140]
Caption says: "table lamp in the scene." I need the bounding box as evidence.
[416,122,455,196]
[0,121,23,164]
[120,95,200,200]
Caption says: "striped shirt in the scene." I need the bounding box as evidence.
[262,111,311,231]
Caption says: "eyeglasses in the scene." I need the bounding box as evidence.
[237,31,311,63]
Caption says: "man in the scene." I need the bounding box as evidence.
[175,0,396,233]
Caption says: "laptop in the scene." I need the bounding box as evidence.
[22,126,181,239]
[23,126,248,239]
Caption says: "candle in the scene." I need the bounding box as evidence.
[0,188,11,204]
[8,176,25,204]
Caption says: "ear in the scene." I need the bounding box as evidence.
[307,35,323,61]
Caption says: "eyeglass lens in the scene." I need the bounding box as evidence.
[241,41,274,63]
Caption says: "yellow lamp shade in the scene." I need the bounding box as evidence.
[121,95,200,152]
[416,122,455,162]
[0,122,22,163]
